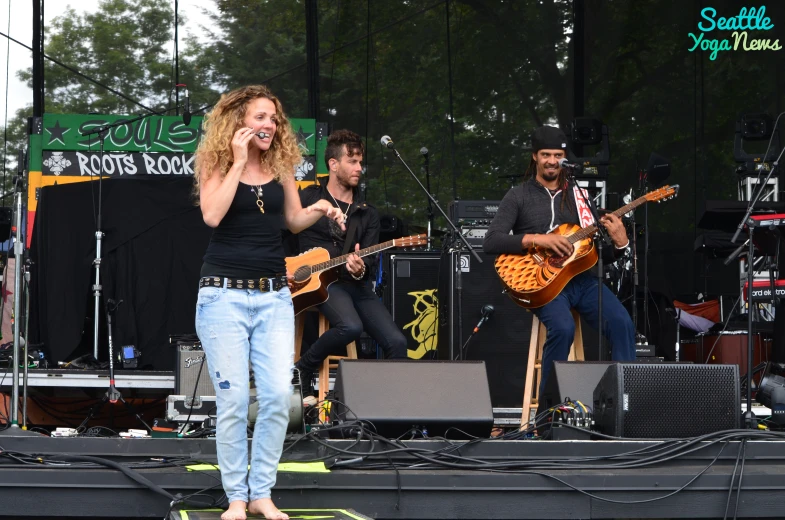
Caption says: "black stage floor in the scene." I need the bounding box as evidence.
[0,430,783,519]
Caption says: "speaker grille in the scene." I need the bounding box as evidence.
[595,363,740,438]
[175,344,215,397]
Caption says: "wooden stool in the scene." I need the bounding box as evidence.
[294,309,357,422]
[520,309,584,429]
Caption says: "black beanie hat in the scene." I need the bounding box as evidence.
[531,126,568,152]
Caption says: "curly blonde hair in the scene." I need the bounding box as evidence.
[193,85,301,200]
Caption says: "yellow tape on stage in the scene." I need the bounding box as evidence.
[185,461,329,473]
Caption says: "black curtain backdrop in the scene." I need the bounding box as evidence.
[29,177,211,370]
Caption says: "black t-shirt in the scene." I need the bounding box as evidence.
[200,180,286,279]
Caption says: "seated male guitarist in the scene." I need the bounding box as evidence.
[483,125,636,415]
[294,129,407,388]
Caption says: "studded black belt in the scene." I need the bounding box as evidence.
[199,276,288,292]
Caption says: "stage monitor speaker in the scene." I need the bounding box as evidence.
[384,251,442,360]
[438,248,532,407]
[175,343,215,397]
[540,361,614,412]
[333,359,493,438]
[594,363,740,438]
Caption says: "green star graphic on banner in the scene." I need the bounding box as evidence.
[46,120,70,145]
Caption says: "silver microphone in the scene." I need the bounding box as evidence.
[255,131,270,139]
[381,135,395,149]
[557,158,583,170]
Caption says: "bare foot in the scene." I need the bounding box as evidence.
[248,498,289,520]
[221,500,248,520]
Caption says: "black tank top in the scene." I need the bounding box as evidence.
[200,180,286,279]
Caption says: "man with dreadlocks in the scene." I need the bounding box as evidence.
[483,125,636,411]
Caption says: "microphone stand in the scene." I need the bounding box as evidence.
[80,107,187,360]
[629,193,640,340]
[457,312,491,361]
[384,142,482,361]
[421,148,434,250]
[642,173,651,345]
[725,157,781,429]
[9,174,25,429]
[571,173,612,359]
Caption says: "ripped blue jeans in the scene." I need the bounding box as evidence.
[195,282,294,504]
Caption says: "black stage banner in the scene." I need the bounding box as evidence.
[41,150,195,177]
[29,177,212,370]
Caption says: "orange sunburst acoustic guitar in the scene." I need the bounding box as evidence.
[494,185,679,309]
[286,234,427,315]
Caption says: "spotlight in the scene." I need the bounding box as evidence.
[565,118,610,179]
[734,112,780,163]
[645,152,671,186]
[570,118,603,146]
[741,113,773,140]
[757,363,785,425]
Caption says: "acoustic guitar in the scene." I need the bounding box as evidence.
[494,185,679,309]
[286,234,427,315]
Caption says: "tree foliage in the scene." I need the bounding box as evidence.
[5,0,785,265]
[3,0,216,177]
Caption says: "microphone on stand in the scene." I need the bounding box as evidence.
[183,88,192,126]
[381,135,395,149]
[420,146,429,157]
[473,304,494,333]
[557,158,583,171]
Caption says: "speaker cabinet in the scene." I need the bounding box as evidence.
[540,361,614,412]
[333,359,493,438]
[175,344,215,397]
[384,251,442,360]
[594,363,740,438]
[438,248,532,407]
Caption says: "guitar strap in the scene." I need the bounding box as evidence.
[341,213,360,255]
[572,184,595,228]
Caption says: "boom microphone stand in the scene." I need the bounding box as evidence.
[380,135,482,358]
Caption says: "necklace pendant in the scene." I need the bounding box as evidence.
[256,200,265,213]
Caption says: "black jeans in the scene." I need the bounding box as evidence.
[297,281,408,371]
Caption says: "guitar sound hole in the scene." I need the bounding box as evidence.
[547,256,567,268]
[294,266,311,283]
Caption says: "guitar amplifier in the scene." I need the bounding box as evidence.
[175,343,215,397]
[448,200,500,226]
[384,251,442,360]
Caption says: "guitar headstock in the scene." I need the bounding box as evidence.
[645,184,679,203]
[393,234,428,248]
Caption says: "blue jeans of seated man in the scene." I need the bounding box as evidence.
[297,281,408,371]
[195,282,294,504]
[533,271,636,401]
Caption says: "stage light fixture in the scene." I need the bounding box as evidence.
[757,363,785,425]
[733,112,780,163]
[570,118,603,146]
[741,113,773,140]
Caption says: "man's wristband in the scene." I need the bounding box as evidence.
[351,264,366,280]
